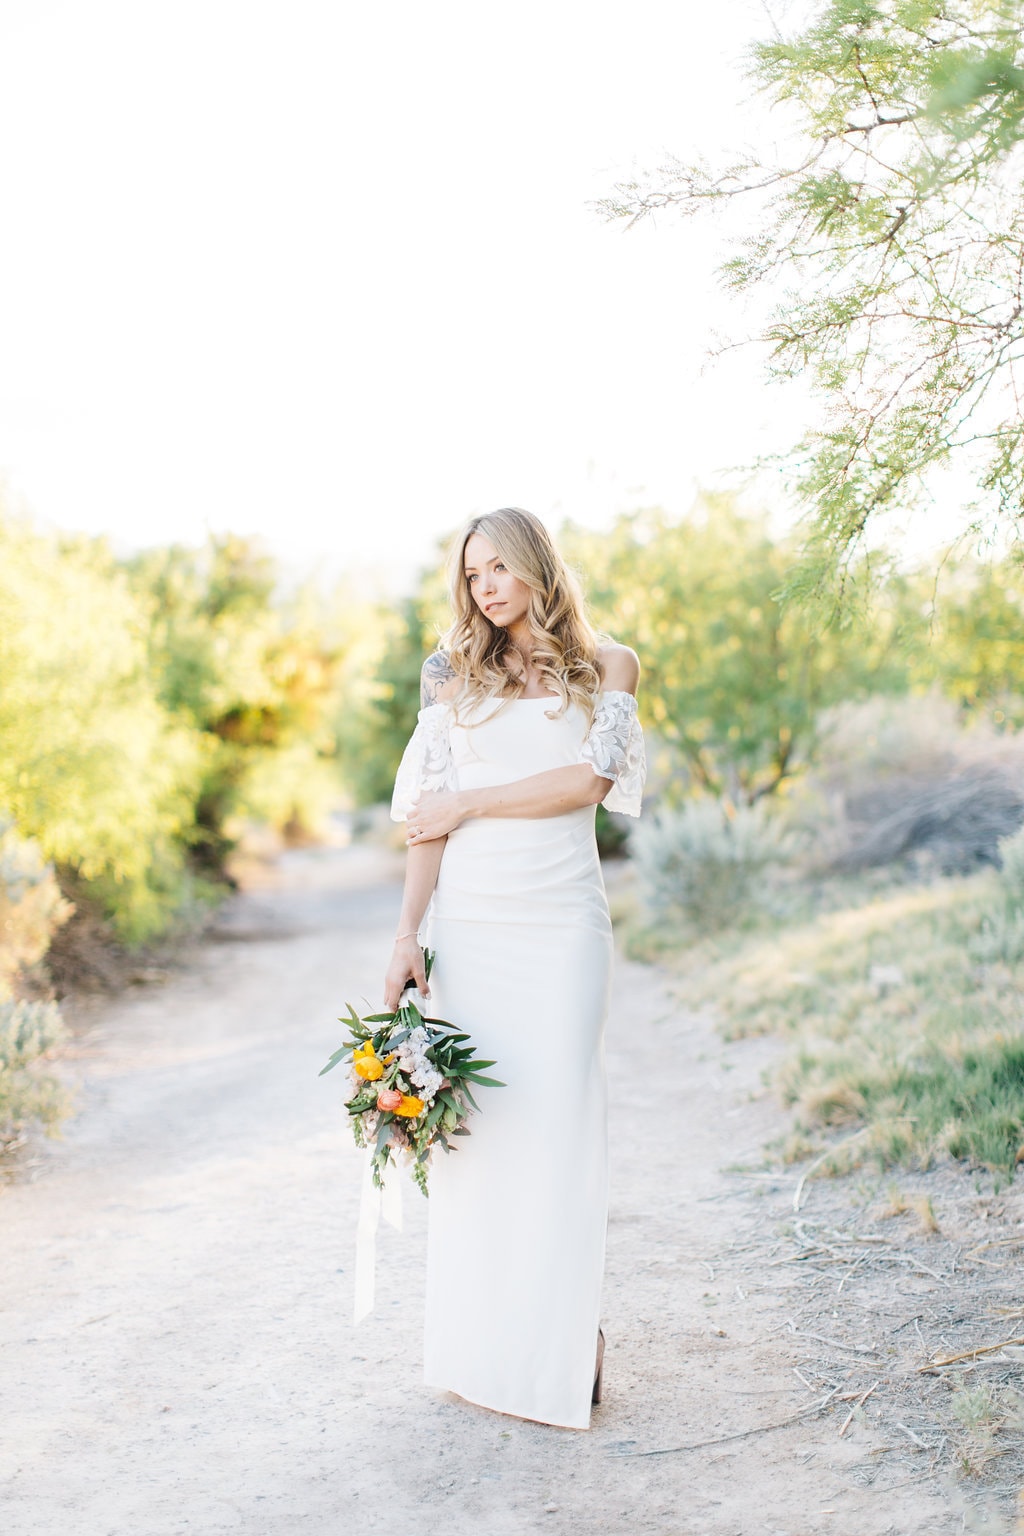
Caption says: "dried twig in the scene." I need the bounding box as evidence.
[918,1335,1024,1372]
[788,1321,881,1356]
[838,1379,880,1436]
[895,1422,932,1449]
[792,1129,873,1211]
[609,1390,838,1458]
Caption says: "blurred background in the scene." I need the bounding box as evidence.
[3,0,1023,1185]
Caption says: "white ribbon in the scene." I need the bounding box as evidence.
[353,1149,404,1322]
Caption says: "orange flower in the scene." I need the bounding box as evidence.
[376,1088,403,1112]
[394,1094,424,1118]
[353,1041,384,1081]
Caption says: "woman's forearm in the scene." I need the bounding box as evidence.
[396,836,447,933]
[460,764,611,822]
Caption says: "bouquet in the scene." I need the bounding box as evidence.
[320,948,504,1195]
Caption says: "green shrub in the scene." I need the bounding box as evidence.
[0,820,73,994]
[631,796,794,933]
[0,998,69,1140]
[0,516,204,941]
[996,825,1024,911]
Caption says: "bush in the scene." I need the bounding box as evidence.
[631,797,794,933]
[0,820,73,994]
[0,999,69,1141]
[0,515,204,941]
[0,822,73,1143]
[996,825,1024,911]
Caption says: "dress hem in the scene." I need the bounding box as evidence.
[424,1373,593,1432]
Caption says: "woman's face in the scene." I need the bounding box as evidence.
[463,531,532,631]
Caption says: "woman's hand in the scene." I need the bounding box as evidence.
[405,790,467,845]
[383,935,430,1013]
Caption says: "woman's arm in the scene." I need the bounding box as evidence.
[382,837,446,1010]
[405,643,640,843]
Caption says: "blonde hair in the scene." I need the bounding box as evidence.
[440,507,604,724]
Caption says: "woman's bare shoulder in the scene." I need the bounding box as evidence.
[597,642,640,696]
[420,650,462,706]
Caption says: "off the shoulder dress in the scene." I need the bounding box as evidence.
[390,687,646,1429]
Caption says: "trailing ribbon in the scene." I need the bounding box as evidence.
[354,1148,403,1322]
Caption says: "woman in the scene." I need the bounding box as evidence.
[383,507,645,1430]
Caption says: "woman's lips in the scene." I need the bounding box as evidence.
[485,602,506,612]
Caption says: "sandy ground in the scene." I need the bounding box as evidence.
[0,842,999,1535]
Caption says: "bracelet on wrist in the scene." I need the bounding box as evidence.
[394,930,420,942]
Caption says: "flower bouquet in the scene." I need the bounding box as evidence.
[320,948,504,1195]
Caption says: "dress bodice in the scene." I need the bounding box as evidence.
[389,686,646,929]
[390,688,645,821]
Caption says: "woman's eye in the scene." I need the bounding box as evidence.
[466,573,477,583]
[495,564,505,572]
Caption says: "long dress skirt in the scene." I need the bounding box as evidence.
[417,697,615,1430]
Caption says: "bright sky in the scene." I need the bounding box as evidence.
[0,0,811,583]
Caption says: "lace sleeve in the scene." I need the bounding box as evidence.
[389,703,458,821]
[578,690,647,817]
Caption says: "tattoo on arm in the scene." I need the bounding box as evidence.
[421,651,456,707]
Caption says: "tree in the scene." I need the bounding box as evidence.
[601,0,1024,596]
[0,515,203,941]
[563,501,913,803]
[128,535,346,864]
[909,552,1024,725]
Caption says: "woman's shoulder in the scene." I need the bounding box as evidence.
[596,641,640,696]
[420,650,462,706]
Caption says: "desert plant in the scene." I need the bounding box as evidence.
[631,797,794,933]
[996,825,1024,911]
[0,998,69,1141]
[0,820,73,995]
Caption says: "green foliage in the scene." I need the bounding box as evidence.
[0,998,69,1140]
[564,500,912,801]
[601,0,1024,592]
[908,557,1024,727]
[338,597,432,807]
[996,825,1024,906]
[0,820,73,995]
[127,535,347,865]
[0,515,204,940]
[631,797,796,933]
[336,559,450,807]
[0,508,357,945]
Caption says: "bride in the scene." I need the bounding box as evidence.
[383,507,645,1429]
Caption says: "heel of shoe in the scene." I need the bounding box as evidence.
[592,1327,605,1405]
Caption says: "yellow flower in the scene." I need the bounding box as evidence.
[394,1094,424,1118]
[353,1041,384,1081]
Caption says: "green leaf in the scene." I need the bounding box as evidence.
[318,1045,352,1077]
[463,1073,506,1087]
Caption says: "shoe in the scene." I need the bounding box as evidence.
[592,1327,605,1405]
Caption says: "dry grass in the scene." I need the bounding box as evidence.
[655,869,1024,1180]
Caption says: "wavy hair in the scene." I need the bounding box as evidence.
[439,508,604,723]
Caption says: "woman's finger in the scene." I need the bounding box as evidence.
[412,952,430,999]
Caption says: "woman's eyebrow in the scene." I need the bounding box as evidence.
[464,557,499,573]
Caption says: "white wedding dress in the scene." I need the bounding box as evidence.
[390,688,645,1429]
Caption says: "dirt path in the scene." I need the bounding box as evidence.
[0,844,980,1535]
